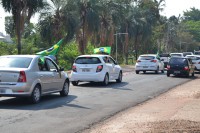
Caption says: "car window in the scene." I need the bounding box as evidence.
[109,57,115,64]
[0,57,32,68]
[103,56,110,63]
[138,56,155,60]
[75,57,101,64]
[160,54,170,57]
[46,59,58,72]
[169,58,188,65]
[183,52,192,57]
[170,54,182,57]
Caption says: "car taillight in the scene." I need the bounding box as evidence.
[18,71,27,82]
[184,66,189,71]
[151,60,157,63]
[72,65,77,72]
[167,65,170,70]
[96,65,103,72]
[137,60,141,63]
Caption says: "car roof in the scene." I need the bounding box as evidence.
[170,53,183,54]
[170,56,187,59]
[0,55,40,58]
[139,54,156,56]
[77,54,110,58]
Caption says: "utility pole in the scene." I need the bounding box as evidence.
[114,33,128,62]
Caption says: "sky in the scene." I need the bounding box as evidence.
[0,0,200,35]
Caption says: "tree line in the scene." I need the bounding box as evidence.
[1,0,200,69]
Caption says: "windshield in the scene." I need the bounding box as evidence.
[75,57,101,64]
[169,58,188,65]
[0,57,32,68]
[170,54,182,57]
[138,56,155,60]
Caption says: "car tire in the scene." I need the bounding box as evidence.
[161,69,164,73]
[102,74,109,86]
[116,71,122,83]
[192,71,195,77]
[143,71,146,74]
[72,81,79,86]
[60,80,69,96]
[155,67,159,74]
[136,71,139,74]
[167,73,170,77]
[30,85,41,104]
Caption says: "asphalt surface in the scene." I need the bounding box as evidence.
[0,66,194,133]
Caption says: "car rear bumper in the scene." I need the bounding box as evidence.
[0,83,32,97]
[70,72,105,82]
[167,70,189,75]
[135,65,158,71]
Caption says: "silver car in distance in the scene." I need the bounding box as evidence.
[0,55,69,104]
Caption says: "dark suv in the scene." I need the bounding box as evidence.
[167,57,195,77]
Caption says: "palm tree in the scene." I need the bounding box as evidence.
[1,0,45,54]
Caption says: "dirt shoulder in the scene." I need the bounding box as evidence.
[83,77,200,133]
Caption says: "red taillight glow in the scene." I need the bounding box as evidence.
[151,60,157,63]
[137,60,141,63]
[72,65,77,72]
[96,65,103,72]
[184,66,189,71]
[18,71,27,82]
[167,65,170,70]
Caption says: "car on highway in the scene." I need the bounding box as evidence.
[70,54,122,86]
[135,54,165,74]
[159,53,170,68]
[167,57,195,77]
[170,53,184,57]
[183,52,193,57]
[0,55,69,104]
[186,55,200,71]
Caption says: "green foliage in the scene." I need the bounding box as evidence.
[58,41,80,70]
[0,41,16,55]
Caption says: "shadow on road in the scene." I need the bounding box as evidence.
[0,94,90,110]
[77,82,132,91]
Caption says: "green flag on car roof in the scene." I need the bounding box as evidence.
[36,39,63,56]
[94,47,111,55]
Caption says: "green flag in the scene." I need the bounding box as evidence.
[36,39,63,56]
[94,47,111,55]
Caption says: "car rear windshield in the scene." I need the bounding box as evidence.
[183,52,192,57]
[75,57,101,64]
[138,56,155,60]
[160,54,170,57]
[169,58,188,65]
[170,54,182,57]
[0,57,32,68]
[194,51,200,55]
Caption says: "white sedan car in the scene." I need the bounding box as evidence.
[186,55,200,71]
[70,54,122,86]
[135,54,164,74]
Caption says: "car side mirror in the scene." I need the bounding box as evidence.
[59,67,64,71]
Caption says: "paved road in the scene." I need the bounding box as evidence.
[0,70,194,133]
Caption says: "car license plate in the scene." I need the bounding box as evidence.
[82,68,90,72]
[143,66,148,68]
[174,71,180,74]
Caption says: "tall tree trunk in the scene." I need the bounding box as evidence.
[16,9,21,54]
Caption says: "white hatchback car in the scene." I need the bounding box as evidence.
[135,54,164,74]
[70,54,122,86]
[186,55,200,71]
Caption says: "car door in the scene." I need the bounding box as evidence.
[109,57,120,79]
[46,58,63,92]
[103,56,114,80]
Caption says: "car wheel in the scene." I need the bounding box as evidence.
[192,71,195,77]
[167,73,170,77]
[60,80,69,96]
[136,71,139,74]
[143,71,146,74]
[155,67,159,74]
[102,74,109,86]
[72,81,79,86]
[30,85,41,104]
[161,69,164,73]
[116,71,122,83]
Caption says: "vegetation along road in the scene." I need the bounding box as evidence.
[0,69,195,133]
